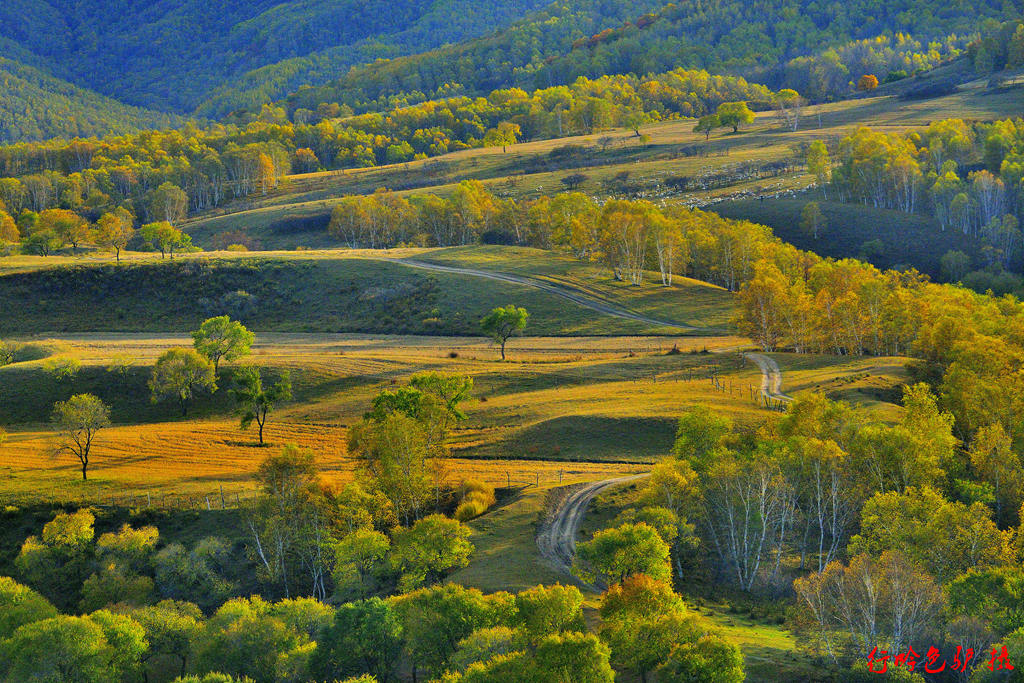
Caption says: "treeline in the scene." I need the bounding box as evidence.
[275,0,1012,119]
[0,57,186,143]
[0,67,773,224]
[970,18,1024,73]
[821,117,1024,284]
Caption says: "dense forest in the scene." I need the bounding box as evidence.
[0,58,186,143]
[0,0,636,114]
[274,4,1019,122]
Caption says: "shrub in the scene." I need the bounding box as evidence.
[43,357,81,381]
[225,244,249,252]
[455,499,489,521]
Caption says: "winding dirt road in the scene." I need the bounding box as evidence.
[382,257,716,332]
[379,256,790,575]
[744,352,791,402]
[536,473,651,574]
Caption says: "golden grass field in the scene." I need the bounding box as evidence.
[0,330,908,509]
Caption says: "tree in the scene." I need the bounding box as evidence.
[480,304,529,360]
[0,209,19,249]
[391,583,502,677]
[514,584,585,643]
[560,173,589,190]
[602,611,702,683]
[0,576,58,640]
[857,74,879,91]
[140,221,191,257]
[229,366,291,445]
[940,250,971,282]
[349,412,434,525]
[38,208,89,253]
[800,201,826,239]
[51,394,111,481]
[0,613,145,683]
[657,635,744,683]
[715,102,755,133]
[484,121,520,153]
[573,522,672,587]
[773,88,805,132]
[21,228,62,256]
[14,509,96,609]
[93,208,134,262]
[806,140,832,196]
[153,538,234,611]
[129,601,204,682]
[390,514,474,590]
[148,182,189,224]
[694,114,720,140]
[192,315,255,373]
[310,598,403,682]
[149,348,217,416]
[968,423,1023,527]
[671,405,732,472]
[332,529,390,599]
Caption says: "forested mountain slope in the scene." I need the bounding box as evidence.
[0,57,185,143]
[0,0,572,114]
[276,0,1018,116]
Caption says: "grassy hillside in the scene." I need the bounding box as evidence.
[0,250,735,335]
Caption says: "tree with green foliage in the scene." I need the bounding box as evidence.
[332,529,391,599]
[14,509,96,609]
[800,201,826,239]
[148,182,189,224]
[480,304,528,360]
[806,140,832,195]
[514,584,585,643]
[128,600,204,681]
[153,538,234,611]
[0,576,58,640]
[230,366,292,445]
[348,412,434,525]
[715,102,755,133]
[140,221,191,258]
[390,514,474,590]
[671,404,732,472]
[310,598,403,682]
[51,393,111,481]
[573,522,672,587]
[192,316,255,373]
[193,597,309,683]
[602,611,703,683]
[0,612,147,683]
[696,114,725,141]
[149,348,217,416]
[21,227,63,256]
[391,583,505,678]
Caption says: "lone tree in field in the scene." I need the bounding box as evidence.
[480,304,529,360]
[192,315,254,374]
[93,208,135,262]
[52,394,110,480]
[149,348,217,416]
[715,101,755,133]
[693,114,720,140]
[800,201,826,239]
[140,221,191,258]
[230,366,292,445]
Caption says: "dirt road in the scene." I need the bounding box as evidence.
[744,352,791,401]
[536,473,651,575]
[383,257,717,332]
